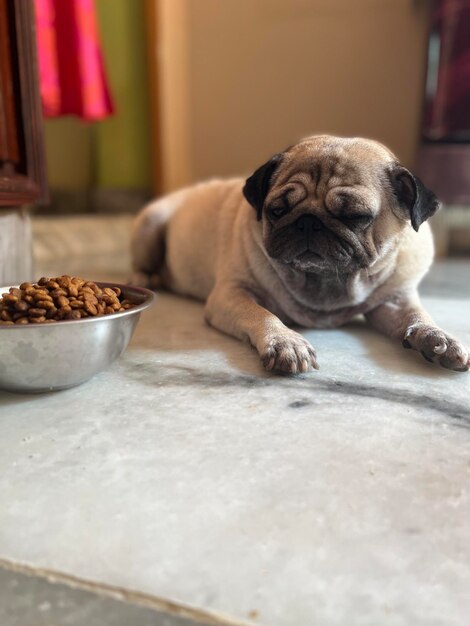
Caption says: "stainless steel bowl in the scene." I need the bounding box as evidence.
[0,282,155,393]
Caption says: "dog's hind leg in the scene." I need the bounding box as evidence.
[130,197,177,288]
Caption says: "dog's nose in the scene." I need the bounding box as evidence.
[295,215,323,232]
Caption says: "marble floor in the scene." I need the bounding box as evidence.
[0,565,215,626]
[1,227,470,625]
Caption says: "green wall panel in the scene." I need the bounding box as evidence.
[95,0,151,189]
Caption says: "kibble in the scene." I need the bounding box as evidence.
[0,276,135,325]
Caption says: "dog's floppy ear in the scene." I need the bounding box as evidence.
[390,165,441,232]
[243,153,284,220]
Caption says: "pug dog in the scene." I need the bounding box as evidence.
[131,135,469,373]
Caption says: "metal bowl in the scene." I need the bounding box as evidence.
[0,282,155,393]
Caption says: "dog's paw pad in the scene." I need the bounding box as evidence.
[261,333,318,374]
[403,324,469,372]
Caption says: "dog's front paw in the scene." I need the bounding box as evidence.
[260,331,319,374]
[403,324,470,371]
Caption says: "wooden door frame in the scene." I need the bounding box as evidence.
[145,0,193,195]
[0,0,48,207]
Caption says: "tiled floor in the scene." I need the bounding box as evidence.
[0,217,469,626]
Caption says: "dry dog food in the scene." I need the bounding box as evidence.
[0,276,135,325]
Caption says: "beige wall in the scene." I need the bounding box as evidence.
[157,0,430,191]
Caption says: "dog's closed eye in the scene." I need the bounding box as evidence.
[336,194,372,226]
[339,213,373,229]
[268,194,291,219]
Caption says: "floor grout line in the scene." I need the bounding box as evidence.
[0,557,256,626]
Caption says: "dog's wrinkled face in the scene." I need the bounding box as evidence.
[243,136,440,274]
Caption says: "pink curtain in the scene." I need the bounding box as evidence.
[34,0,115,121]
